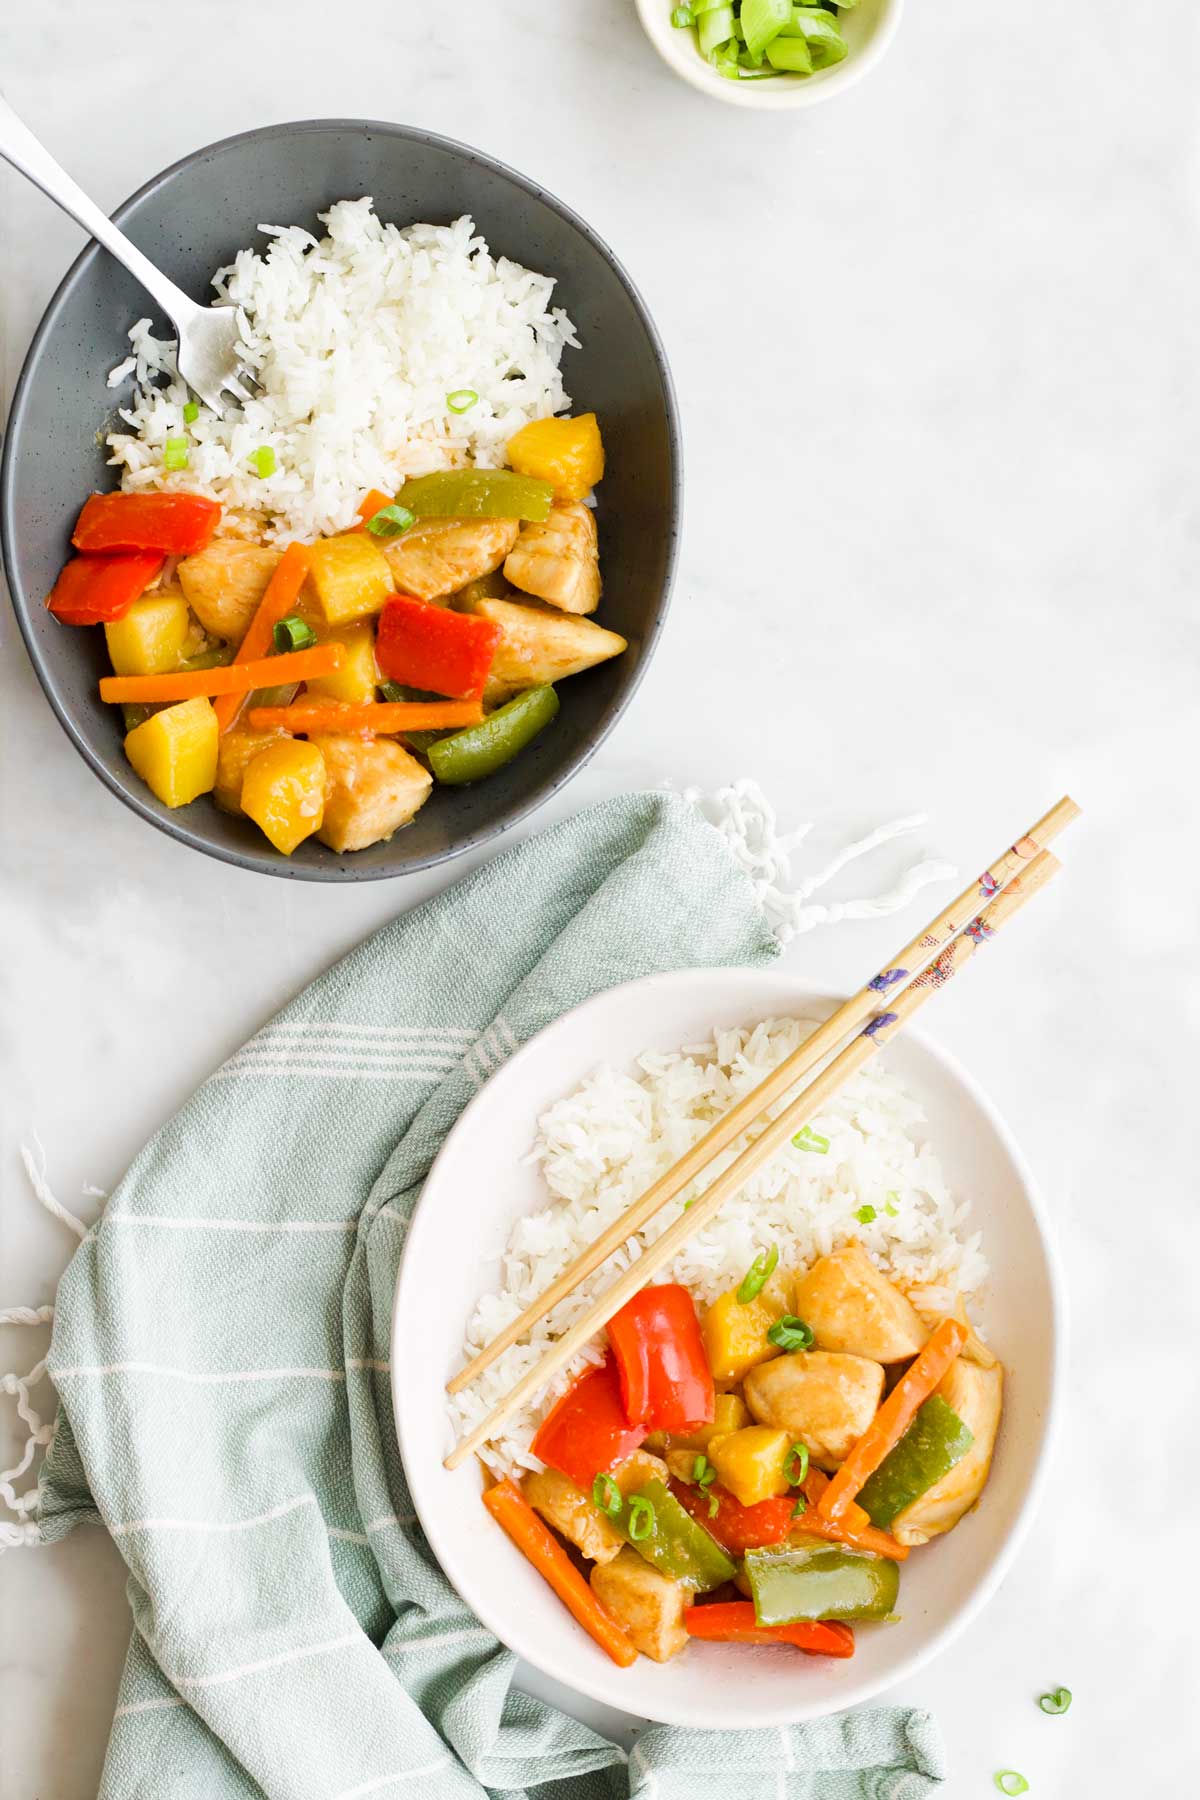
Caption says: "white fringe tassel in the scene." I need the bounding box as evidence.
[686,778,957,946]
[1,1139,90,1551]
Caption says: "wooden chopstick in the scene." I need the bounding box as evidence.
[444,845,1062,1470]
[446,796,1079,1401]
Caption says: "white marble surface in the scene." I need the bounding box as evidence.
[1,2,1196,1794]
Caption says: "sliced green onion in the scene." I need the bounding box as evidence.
[627,1495,655,1541]
[856,1205,877,1225]
[767,1314,815,1353]
[592,1473,622,1517]
[692,1454,716,1490]
[365,502,416,539]
[785,1443,810,1487]
[250,445,277,478]
[737,1243,779,1305]
[994,1777,1029,1797]
[791,1494,807,1520]
[671,3,694,23]
[182,400,200,424]
[162,436,189,472]
[272,615,318,653]
[740,0,791,57]
[447,389,479,414]
[697,2,735,55]
[791,1125,830,1154]
[1038,1687,1072,1715]
[884,1197,899,1217]
[707,1491,720,1518]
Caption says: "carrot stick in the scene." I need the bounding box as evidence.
[684,1603,855,1659]
[214,542,315,731]
[482,1478,637,1670]
[797,1471,908,1561]
[99,643,344,705]
[356,489,394,527]
[818,1318,968,1524]
[247,699,484,735]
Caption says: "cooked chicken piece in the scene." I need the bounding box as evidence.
[504,503,601,615]
[612,1448,670,1495]
[590,1547,689,1663]
[892,1359,1003,1545]
[383,518,519,602]
[214,726,287,815]
[523,1468,623,1565]
[177,540,282,643]
[743,1351,884,1471]
[794,1244,928,1364]
[904,1287,998,1369]
[310,735,432,852]
[460,595,627,705]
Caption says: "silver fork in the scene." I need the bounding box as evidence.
[0,91,262,415]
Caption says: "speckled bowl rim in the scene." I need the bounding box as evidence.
[0,117,682,883]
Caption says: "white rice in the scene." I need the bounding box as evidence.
[450,1017,989,1479]
[104,200,579,543]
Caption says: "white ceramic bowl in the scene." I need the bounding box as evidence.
[633,0,903,109]
[392,968,1061,1729]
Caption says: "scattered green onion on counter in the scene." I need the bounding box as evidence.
[673,0,850,82]
[994,1776,1030,1798]
[1038,1687,1072,1716]
[737,1243,779,1304]
[272,615,318,653]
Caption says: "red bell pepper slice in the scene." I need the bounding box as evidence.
[72,491,221,556]
[46,550,167,625]
[607,1284,715,1434]
[671,1479,795,1553]
[684,1602,855,1659]
[530,1359,647,1491]
[375,593,501,701]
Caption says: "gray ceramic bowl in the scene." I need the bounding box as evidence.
[1,119,680,880]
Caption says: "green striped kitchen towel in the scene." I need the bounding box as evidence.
[37,790,947,1800]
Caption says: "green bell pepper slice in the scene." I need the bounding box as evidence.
[427,686,559,785]
[856,1394,974,1531]
[613,1478,736,1592]
[745,1541,900,1625]
[396,469,553,522]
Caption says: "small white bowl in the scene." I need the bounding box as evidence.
[393,969,1061,1728]
[633,0,903,109]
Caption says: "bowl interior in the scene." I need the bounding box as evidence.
[392,966,1059,1729]
[1,120,678,880]
[635,0,902,109]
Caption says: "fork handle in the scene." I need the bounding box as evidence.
[0,90,199,325]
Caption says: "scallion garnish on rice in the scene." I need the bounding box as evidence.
[447,388,479,414]
[856,1204,877,1224]
[182,400,200,424]
[250,445,277,478]
[792,1125,830,1154]
[162,436,189,471]
[736,1243,778,1305]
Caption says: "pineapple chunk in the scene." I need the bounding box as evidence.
[461,596,626,704]
[708,1426,793,1508]
[504,504,601,616]
[507,413,604,502]
[240,740,326,856]
[659,1393,749,1460]
[701,1278,789,1384]
[104,590,192,676]
[214,727,287,815]
[124,698,218,808]
[307,535,393,625]
[177,541,281,643]
[311,735,432,852]
[305,623,380,705]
